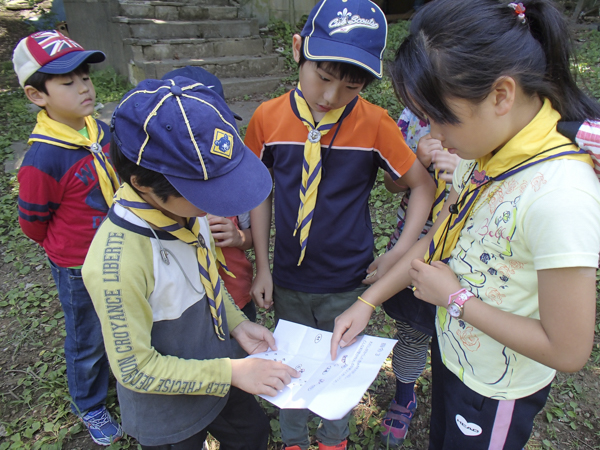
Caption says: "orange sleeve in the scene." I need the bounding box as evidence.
[244,103,265,159]
[374,110,417,179]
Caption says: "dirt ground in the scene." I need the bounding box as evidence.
[0,2,32,60]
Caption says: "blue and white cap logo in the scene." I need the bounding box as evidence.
[300,0,387,79]
[328,8,379,34]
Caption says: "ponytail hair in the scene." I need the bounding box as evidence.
[391,0,600,124]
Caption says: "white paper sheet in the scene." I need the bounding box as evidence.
[246,320,397,420]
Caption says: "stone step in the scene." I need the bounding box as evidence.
[130,54,285,82]
[119,3,237,21]
[221,76,284,100]
[120,0,231,4]
[113,17,259,39]
[125,36,272,61]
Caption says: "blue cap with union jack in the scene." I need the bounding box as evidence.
[13,30,105,87]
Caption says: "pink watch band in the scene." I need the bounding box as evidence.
[448,288,474,307]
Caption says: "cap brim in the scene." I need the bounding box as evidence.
[304,36,383,79]
[166,146,272,217]
[37,50,106,75]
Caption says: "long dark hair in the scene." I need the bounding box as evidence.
[391,0,600,124]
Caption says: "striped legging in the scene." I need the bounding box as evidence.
[392,320,431,383]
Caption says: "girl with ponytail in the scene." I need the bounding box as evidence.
[331,1,600,447]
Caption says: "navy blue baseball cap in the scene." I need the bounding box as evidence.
[301,0,387,79]
[161,66,243,120]
[111,77,272,217]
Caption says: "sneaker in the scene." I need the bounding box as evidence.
[318,440,347,450]
[81,406,123,446]
[380,394,417,447]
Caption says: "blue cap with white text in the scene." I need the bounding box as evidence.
[301,0,387,79]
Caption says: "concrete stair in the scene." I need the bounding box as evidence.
[116,0,286,98]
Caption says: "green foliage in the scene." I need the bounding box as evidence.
[91,68,133,103]
[361,77,403,123]
[574,30,600,100]
[369,172,400,256]
[0,90,37,163]
[264,18,306,72]
[383,21,411,62]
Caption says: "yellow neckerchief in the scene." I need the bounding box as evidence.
[114,183,226,340]
[292,84,346,265]
[29,110,120,207]
[216,246,235,278]
[431,167,447,223]
[426,99,592,263]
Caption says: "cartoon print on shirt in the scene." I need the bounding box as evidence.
[480,196,520,257]
[438,174,535,390]
[485,287,505,305]
[453,240,486,291]
[456,322,481,352]
[531,172,547,191]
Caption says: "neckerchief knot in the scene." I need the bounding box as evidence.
[292,84,347,265]
[114,183,226,340]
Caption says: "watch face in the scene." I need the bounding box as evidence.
[448,303,462,318]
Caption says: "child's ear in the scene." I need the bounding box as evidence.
[491,76,516,117]
[130,175,152,194]
[24,85,47,108]
[292,34,302,64]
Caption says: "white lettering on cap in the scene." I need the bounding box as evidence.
[328,8,379,35]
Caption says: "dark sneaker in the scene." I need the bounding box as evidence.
[81,406,123,446]
[380,393,417,447]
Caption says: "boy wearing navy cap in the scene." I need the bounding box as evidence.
[82,77,298,449]
[12,31,122,445]
[244,0,435,448]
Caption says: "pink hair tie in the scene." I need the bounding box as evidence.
[508,2,527,24]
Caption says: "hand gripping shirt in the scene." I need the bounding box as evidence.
[82,203,247,446]
[439,119,600,400]
[245,92,417,293]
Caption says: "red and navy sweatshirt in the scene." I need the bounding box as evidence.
[17,119,112,267]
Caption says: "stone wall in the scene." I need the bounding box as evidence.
[238,0,318,26]
[63,0,127,75]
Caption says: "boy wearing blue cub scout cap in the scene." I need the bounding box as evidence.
[82,77,298,449]
[12,31,122,445]
[245,0,435,448]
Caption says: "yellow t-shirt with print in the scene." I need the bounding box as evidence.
[438,107,600,400]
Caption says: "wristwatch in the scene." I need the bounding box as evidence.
[447,288,475,319]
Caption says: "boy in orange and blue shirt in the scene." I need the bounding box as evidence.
[244,0,435,448]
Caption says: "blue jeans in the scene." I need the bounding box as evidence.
[49,258,109,415]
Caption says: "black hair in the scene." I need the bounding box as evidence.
[391,0,600,124]
[298,37,376,88]
[110,137,181,202]
[24,63,90,95]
